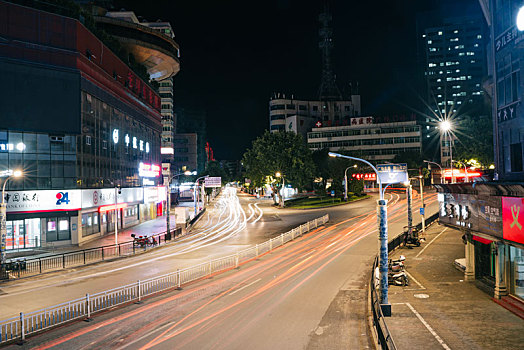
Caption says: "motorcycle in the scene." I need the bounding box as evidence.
[403,226,421,248]
[389,255,406,272]
[388,270,409,286]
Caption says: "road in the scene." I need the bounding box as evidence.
[1,186,438,349]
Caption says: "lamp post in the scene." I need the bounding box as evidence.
[114,185,118,246]
[275,172,285,208]
[165,171,192,237]
[329,152,391,316]
[193,175,209,217]
[423,160,444,184]
[343,165,357,201]
[440,120,454,184]
[1,170,22,273]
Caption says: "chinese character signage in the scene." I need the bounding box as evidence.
[3,190,81,213]
[352,173,377,181]
[502,197,524,244]
[204,177,222,188]
[438,193,479,231]
[376,163,408,184]
[495,26,518,52]
[477,196,502,237]
[350,117,373,126]
[497,102,519,123]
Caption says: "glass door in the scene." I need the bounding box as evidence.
[24,218,41,248]
[12,220,24,250]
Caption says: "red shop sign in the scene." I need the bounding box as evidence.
[502,197,524,244]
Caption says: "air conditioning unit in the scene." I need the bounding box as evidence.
[50,136,64,142]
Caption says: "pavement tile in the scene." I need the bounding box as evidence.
[385,223,524,350]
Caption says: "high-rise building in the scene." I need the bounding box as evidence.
[479,0,523,180]
[417,3,488,166]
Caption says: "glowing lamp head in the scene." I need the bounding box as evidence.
[403,181,410,187]
[275,172,281,178]
[517,6,524,31]
[328,152,337,158]
[184,171,192,175]
[440,120,451,132]
[13,170,22,177]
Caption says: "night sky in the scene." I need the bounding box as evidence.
[114,0,480,160]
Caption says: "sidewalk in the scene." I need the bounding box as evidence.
[385,223,524,349]
[6,208,183,261]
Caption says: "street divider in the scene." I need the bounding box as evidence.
[0,214,329,345]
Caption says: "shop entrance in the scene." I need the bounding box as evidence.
[5,218,41,250]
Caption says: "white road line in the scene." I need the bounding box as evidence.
[415,227,448,258]
[405,302,452,350]
[228,278,261,296]
[405,270,426,290]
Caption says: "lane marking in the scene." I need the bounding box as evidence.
[228,278,261,296]
[405,302,452,350]
[405,270,426,290]
[415,227,448,258]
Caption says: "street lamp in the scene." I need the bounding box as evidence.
[517,5,524,31]
[1,170,22,273]
[165,170,192,236]
[344,165,357,202]
[275,172,285,208]
[193,175,209,217]
[329,152,391,316]
[423,160,444,184]
[439,120,454,184]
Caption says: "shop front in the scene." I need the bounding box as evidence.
[142,186,166,221]
[436,183,524,303]
[79,188,143,245]
[4,189,81,249]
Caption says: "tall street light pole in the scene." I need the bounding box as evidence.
[1,170,22,274]
[423,160,444,184]
[194,175,209,217]
[275,172,285,208]
[440,120,454,184]
[329,152,391,316]
[165,171,192,237]
[343,166,356,201]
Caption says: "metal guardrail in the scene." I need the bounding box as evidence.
[0,215,329,344]
[370,212,439,349]
[1,227,184,280]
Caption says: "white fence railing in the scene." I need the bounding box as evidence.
[0,215,329,344]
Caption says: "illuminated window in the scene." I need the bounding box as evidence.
[438,31,443,35]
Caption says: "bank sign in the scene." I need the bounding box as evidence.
[3,190,82,213]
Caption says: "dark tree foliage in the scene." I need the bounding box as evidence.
[453,114,493,167]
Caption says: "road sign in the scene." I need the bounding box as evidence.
[420,207,425,216]
[331,190,335,197]
[376,163,408,184]
[204,177,221,188]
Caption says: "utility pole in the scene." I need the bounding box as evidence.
[419,168,426,236]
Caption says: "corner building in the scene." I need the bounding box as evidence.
[0,2,166,249]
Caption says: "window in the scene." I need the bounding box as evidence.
[312,106,318,111]
[270,104,285,111]
[510,143,523,172]
[86,136,91,145]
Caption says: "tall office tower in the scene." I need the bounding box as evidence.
[418,2,488,166]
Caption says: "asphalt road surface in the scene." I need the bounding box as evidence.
[2,187,438,349]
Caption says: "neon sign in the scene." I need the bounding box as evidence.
[138,162,161,178]
[352,173,377,181]
[442,169,481,178]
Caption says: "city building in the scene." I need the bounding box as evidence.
[173,134,198,173]
[94,11,181,168]
[0,2,167,249]
[307,116,422,162]
[479,0,523,180]
[175,106,207,173]
[417,3,488,166]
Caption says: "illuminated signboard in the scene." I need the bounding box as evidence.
[502,197,524,244]
[138,163,161,178]
[352,173,377,181]
[442,169,482,178]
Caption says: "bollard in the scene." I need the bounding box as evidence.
[85,293,92,321]
[176,269,181,289]
[136,280,142,304]
[19,312,25,344]
[281,234,284,246]
[269,238,273,251]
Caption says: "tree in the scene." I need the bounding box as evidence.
[242,131,315,205]
[453,114,493,167]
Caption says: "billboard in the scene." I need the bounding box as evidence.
[205,177,222,188]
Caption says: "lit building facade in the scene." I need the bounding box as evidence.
[173,134,198,173]
[0,2,166,249]
[307,116,422,162]
[269,94,361,139]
